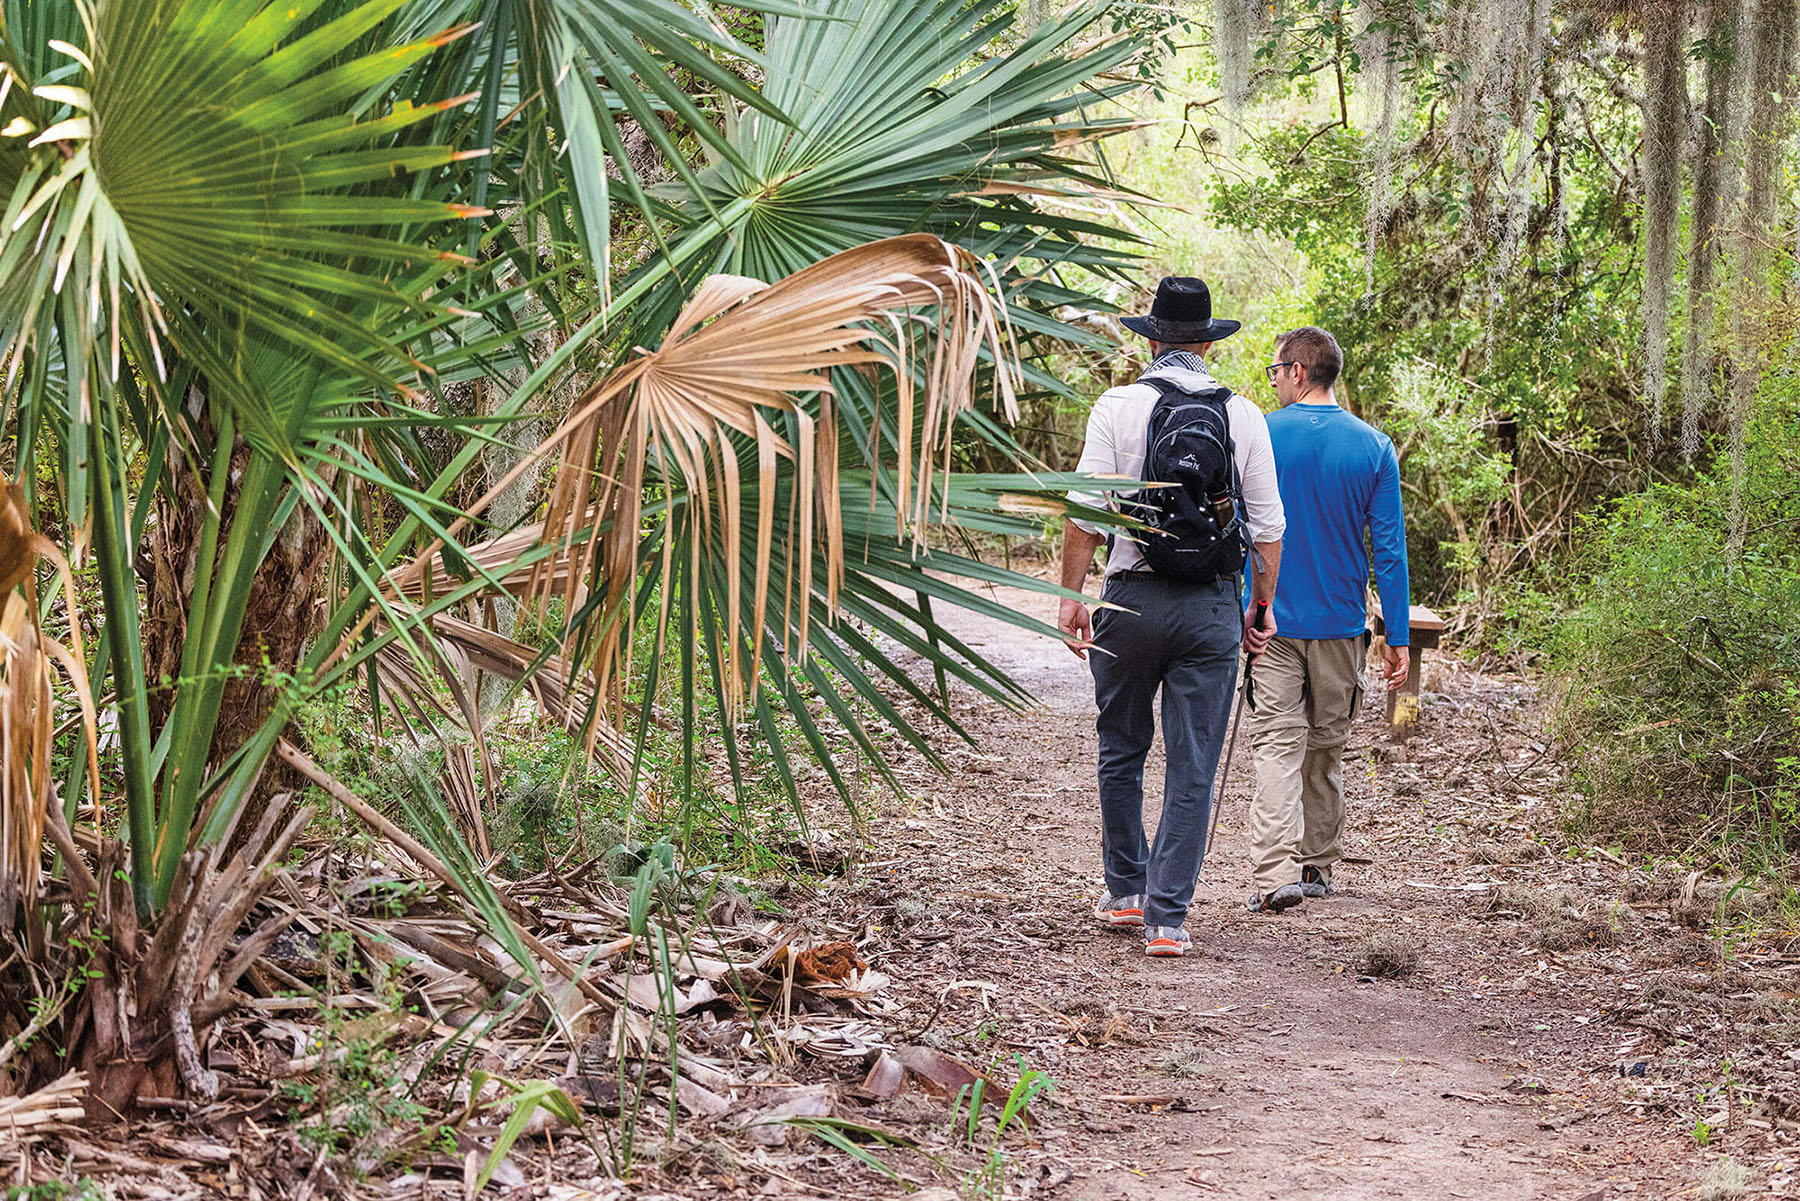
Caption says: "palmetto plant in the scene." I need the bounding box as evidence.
[0,0,1140,1105]
[500,0,1146,808]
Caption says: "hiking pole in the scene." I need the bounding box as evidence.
[1199,598,1269,871]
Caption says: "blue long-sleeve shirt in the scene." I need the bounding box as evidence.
[1260,403,1411,646]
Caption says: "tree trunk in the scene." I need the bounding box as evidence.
[142,428,330,824]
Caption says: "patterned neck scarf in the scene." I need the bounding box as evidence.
[1148,348,1209,374]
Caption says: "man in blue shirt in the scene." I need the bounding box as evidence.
[1244,327,1410,912]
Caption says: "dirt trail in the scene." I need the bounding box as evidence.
[815,581,1703,1199]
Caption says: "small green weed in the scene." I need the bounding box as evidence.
[953,1057,1056,1200]
[467,1072,589,1192]
[7,1184,102,1201]
[278,930,444,1173]
[1693,1080,1724,1148]
[781,1116,917,1184]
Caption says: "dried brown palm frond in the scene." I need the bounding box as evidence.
[0,484,303,1103]
[413,612,615,753]
[439,741,490,862]
[0,1070,84,1140]
[0,478,100,929]
[389,514,592,607]
[530,234,1019,713]
[370,607,625,755]
[78,790,315,1106]
[0,592,53,930]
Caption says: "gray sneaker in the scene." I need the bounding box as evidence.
[1247,883,1305,913]
[1092,892,1146,928]
[1300,866,1335,898]
[1145,925,1191,957]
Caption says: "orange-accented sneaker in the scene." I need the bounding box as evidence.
[1145,926,1191,957]
[1092,892,1146,928]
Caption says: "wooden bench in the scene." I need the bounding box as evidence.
[1370,603,1446,740]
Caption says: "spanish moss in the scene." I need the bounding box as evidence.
[1727,0,1797,551]
[1639,2,1690,444]
[1483,0,1552,339]
[1682,0,1747,458]
[1215,0,1261,121]
[1443,0,1536,171]
[1359,0,1413,291]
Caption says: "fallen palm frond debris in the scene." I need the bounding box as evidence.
[0,807,1036,1197]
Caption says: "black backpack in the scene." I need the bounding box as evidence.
[1121,378,1248,583]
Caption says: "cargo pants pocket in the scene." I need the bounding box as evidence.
[1348,629,1373,722]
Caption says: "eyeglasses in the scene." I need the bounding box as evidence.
[1264,361,1297,381]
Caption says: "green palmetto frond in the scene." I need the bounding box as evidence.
[418,0,1145,509]
[0,0,507,913]
[634,0,1144,336]
[395,0,792,281]
[1,1,482,401]
[360,2,1152,823]
[528,1,1151,815]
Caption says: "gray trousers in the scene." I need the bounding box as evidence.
[1089,573,1241,928]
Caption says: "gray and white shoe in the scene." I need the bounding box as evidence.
[1092,892,1146,928]
[1145,925,1191,957]
[1300,866,1335,899]
[1246,883,1305,913]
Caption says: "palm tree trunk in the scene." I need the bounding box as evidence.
[143,431,329,815]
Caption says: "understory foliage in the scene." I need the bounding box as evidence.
[1546,381,1800,865]
[1114,2,1800,873]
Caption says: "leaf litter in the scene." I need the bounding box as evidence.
[0,812,1036,1198]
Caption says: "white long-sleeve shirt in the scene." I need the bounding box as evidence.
[1068,351,1285,579]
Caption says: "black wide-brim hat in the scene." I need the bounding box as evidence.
[1120,276,1241,343]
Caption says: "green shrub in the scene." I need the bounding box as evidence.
[1545,384,1800,871]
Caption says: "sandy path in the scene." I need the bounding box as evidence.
[821,580,1694,1199]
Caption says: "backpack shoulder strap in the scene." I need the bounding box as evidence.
[1139,375,1184,407]
[1197,383,1237,410]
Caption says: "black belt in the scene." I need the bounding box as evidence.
[1110,569,1230,585]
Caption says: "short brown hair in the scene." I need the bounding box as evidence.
[1276,326,1343,391]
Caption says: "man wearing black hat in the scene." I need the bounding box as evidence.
[1056,277,1285,958]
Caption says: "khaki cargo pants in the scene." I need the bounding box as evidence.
[1244,633,1370,895]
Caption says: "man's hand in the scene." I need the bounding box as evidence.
[1058,596,1093,659]
[1057,522,1104,661]
[1242,604,1276,656]
[1383,645,1409,691]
